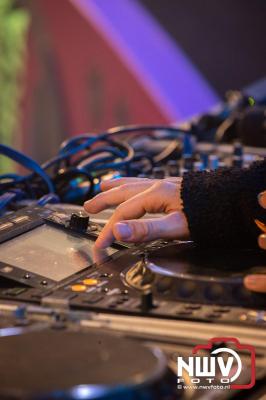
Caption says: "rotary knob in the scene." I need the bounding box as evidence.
[140,291,154,312]
[69,212,90,232]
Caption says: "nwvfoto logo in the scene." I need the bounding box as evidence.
[177,337,256,390]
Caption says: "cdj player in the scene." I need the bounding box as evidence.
[0,205,265,399]
[0,204,265,316]
[0,78,266,398]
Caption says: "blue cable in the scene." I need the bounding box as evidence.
[42,136,98,170]
[37,193,60,206]
[0,189,25,212]
[0,144,54,193]
[59,133,95,154]
[0,124,187,208]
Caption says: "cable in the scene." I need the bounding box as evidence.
[0,189,25,213]
[0,144,54,193]
[104,124,187,137]
[74,146,124,167]
[37,193,60,206]
[78,140,134,171]
[42,136,98,170]
[0,124,188,209]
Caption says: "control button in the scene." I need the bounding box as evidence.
[41,280,48,286]
[120,289,129,295]
[178,281,196,298]
[205,313,221,319]
[14,306,30,326]
[101,287,109,293]
[0,222,14,231]
[3,287,26,297]
[14,305,27,319]
[213,307,230,313]
[24,273,31,280]
[167,160,179,177]
[71,284,87,292]
[176,310,193,316]
[1,266,13,274]
[69,212,89,231]
[13,215,30,223]
[205,284,224,301]
[152,167,165,179]
[116,298,126,305]
[108,303,117,309]
[246,310,266,323]
[185,304,201,310]
[83,278,98,286]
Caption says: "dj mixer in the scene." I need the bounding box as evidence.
[0,203,265,399]
[0,87,266,399]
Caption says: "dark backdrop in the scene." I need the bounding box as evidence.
[140,0,266,96]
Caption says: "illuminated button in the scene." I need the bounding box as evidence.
[13,216,30,223]
[83,278,99,286]
[239,314,247,321]
[71,284,87,292]
[0,222,14,231]
[0,222,13,231]
[1,266,13,273]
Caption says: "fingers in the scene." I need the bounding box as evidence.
[113,212,189,243]
[101,176,181,191]
[94,181,181,248]
[244,274,266,293]
[258,233,266,250]
[84,181,153,213]
[258,191,266,209]
[92,247,110,265]
[101,177,154,191]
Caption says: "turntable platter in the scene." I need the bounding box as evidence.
[0,330,169,399]
[147,242,266,282]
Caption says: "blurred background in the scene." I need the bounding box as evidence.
[1,0,265,172]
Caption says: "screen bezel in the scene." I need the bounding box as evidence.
[0,221,123,289]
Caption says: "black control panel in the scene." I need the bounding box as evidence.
[0,206,265,329]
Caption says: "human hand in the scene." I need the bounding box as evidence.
[244,191,266,293]
[84,177,189,249]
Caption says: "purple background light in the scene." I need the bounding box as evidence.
[72,0,220,120]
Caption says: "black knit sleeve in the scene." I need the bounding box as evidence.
[181,159,266,248]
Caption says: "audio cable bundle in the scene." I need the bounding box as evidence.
[0,89,265,214]
[0,125,187,212]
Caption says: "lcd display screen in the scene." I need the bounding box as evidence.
[0,224,116,282]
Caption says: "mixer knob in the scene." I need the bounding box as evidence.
[167,160,179,176]
[69,212,90,231]
[152,167,165,179]
[209,154,219,170]
[232,141,244,167]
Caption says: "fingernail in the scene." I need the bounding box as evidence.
[258,234,266,249]
[115,223,132,239]
[258,191,266,208]
[244,275,258,286]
